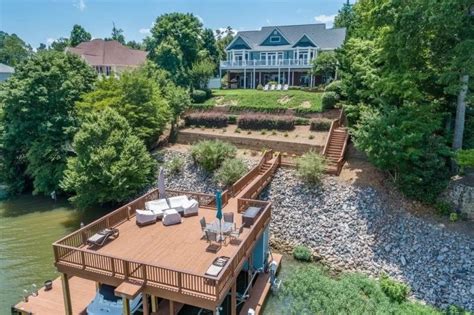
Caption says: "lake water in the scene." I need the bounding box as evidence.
[0,194,106,314]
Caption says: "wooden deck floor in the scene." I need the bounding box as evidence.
[239,253,282,315]
[85,200,249,277]
[14,276,96,315]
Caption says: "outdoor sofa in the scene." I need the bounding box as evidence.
[135,195,199,226]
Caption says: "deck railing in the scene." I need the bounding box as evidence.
[239,153,280,200]
[53,188,271,302]
[230,150,273,197]
[220,59,312,68]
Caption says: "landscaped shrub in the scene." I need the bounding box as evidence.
[237,114,295,131]
[189,103,214,111]
[229,104,287,114]
[256,84,263,90]
[190,140,237,172]
[455,149,474,172]
[434,201,452,216]
[310,119,332,131]
[325,80,343,95]
[322,91,337,110]
[165,156,184,175]
[214,158,248,186]
[184,113,228,128]
[380,274,409,303]
[228,115,238,124]
[295,117,310,125]
[191,89,208,103]
[294,107,324,115]
[296,151,326,184]
[293,245,312,262]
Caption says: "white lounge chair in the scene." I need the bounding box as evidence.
[270,84,276,91]
[167,195,199,217]
[276,84,282,91]
[162,209,182,226]
[145,199,169,219]
[283,84,289,91]
[135,209,158,226]
[263,84,269,91]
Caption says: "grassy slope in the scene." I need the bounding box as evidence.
[202,89,323,112]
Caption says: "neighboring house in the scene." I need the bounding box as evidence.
[0,63,14,81]
[66,39,147,75]
[220,24,346,88]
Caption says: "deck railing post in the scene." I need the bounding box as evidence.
[111,257,115,276]
[123,261,129,280]
[81,251,85,269]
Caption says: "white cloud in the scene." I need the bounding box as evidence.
[74,0,86,12]
[314,14,336,27]
[195,15,204,24]
[139,28,151,35]
[46,38,56,45]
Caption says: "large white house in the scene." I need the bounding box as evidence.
[220,23,346,88]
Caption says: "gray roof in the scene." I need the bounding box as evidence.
[229,24,346,51]
[0,63,15,74]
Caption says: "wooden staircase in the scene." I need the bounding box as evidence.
[258,162,272,175]
[323,111,349,176]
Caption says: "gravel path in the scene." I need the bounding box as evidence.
[261,168,474,311]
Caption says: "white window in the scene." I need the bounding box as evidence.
[270,36,280,43]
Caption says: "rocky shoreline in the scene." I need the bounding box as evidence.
[261,168,474,311]
[158,150,473,311]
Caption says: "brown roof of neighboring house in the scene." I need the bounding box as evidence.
[66,39,147,67]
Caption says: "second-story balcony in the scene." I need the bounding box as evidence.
[220,58,312,69]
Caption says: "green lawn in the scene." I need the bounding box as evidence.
[199,89,323,113]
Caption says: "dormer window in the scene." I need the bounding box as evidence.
[270,36,280,43]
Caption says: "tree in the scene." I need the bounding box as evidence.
[201,28,219,66]
[37,43,47,51]
[216,26,234,60]
[60,108,156,209]
[70,24,91,47]
[0,31,32,66]
[50,37,70,52]
[334,1,355,34]
[312,51,338,82]
[146,13,204,86]
[0,51,96,195]
[126,40,143,50]
[353,104,451,203]
[77,67,170,148]
[110,22,125,44]
[190,58,215,89]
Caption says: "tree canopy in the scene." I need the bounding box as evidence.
[312,51,338,82]
[0,31,32,66]
[110,22,125,44]
[70,24,91,47]
[0,51,97,195]
[61,108,156,209]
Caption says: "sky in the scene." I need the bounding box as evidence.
[0,0,354,49]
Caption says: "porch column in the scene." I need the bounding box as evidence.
[259,72,262,85]
[231,282,237,315]
[123,298,131,315]
[278,67,280,84]
[292,71,295,86]
[243,68,247,89]
[61,273,72,315]
[288,67,291,85]
[247,255,253,296]
[169,300,175,315]
[253,67,256,89]
[143,293,150,315]
[151,295,158,312]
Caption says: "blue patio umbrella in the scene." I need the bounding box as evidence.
[216,191,223,241]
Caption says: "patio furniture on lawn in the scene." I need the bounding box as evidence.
[205,230,221,253]
[87,228,119,247]
[242,206,262,227]
[162,209,182,226]
[223,212,234,224]
[283,84,289,91]
[168,195,199,217]
[263,84,269,91]
[205,256,230,277]
[276,84,282,90]
[135,209,157,226]
[270,84,276,91]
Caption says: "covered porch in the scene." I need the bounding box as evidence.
[223,69,323,89]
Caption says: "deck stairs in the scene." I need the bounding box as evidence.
[323,111,350,176]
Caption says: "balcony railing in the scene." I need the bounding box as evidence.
[220,59,312,68]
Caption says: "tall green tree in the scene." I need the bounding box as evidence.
[110,22,125,44]
[77,67,170,148]
[61,108,157,209]
[334,0,355,34]
[312,51,338,82]
[0,31,32,66]
[201,28,219,66]
[0,51,96,195]
[50,37,70,52]
[70,24,91,47]
[216,26,234,60]
[190,58,215,89]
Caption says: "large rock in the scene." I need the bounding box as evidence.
[443,175,474,219]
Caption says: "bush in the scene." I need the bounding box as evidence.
[455,149,474,171]
[296,152,326,184]
[325,80,343,95]
[214,158,248,186]
[256,84,263,90]
[165,156,184,175]
[449,212,459,222]
[60,109,156,209]
[237,114,295,131]
[184,112,228,128]
[191,89,209,103]
[295,117,310,125]
[322,91,337,110]
[293,245,312,262]
[435,201,452,216]
[310,119,332,131]
[380,274,409,303]
[190,140,237,172]
[228,115,238,124]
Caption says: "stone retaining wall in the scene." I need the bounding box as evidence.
[176,130,323,155]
